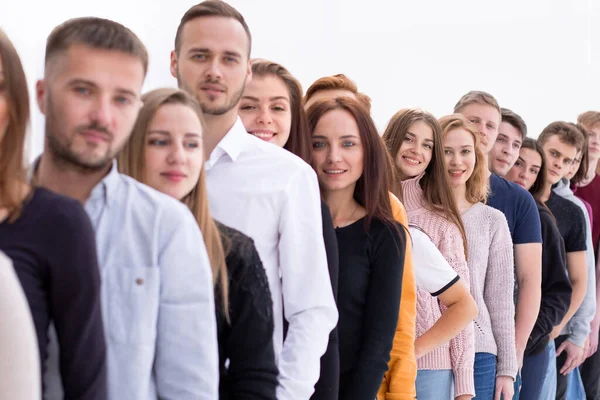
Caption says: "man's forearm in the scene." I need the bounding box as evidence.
[515,279,541,354]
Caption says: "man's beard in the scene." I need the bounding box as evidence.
[178,73,246,116]
[45,97,115,174]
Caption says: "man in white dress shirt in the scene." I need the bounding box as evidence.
[170,2,338,399]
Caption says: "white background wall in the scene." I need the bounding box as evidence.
[3,0,600,162]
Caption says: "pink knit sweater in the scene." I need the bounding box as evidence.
[401,174,475,397]
[462,202,518,379]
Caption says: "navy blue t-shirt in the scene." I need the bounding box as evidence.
[487,174,542,244]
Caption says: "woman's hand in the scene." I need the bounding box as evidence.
[494,376,514,400]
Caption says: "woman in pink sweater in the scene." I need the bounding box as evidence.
[382,108,475,400]
[441,114,517,400]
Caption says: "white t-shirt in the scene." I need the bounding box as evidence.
[409,226,460,296]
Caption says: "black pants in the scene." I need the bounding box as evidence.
[555,335,569,400]
[580,330,600,400]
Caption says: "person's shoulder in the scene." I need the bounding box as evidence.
[492,174,533,199]
[245,135,311,169]
[369,217,406,244]
[28,186,89,227]
[117,174,193,221]
[479,202,509,225]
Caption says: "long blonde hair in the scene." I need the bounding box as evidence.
[439,114,489,204]
[118,88,229,320]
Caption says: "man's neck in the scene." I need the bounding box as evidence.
[203,110,239,159]
[36,151,111,204]
[540,180,553,203]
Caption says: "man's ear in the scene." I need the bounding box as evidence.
[246,58,252,83]
[170,50,178,79]
[35,80,47,115]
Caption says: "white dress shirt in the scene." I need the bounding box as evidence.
[205,118,338,400]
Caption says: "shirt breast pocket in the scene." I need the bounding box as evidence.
[105,266,160,345]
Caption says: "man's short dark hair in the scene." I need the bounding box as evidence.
[45,17,148,75]
[501,108,527,138]
[175,0,251,56]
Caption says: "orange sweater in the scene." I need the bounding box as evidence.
[377,193,417,400]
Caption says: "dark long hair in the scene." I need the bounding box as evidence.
[251,59,312,164]
[382,108,467,256]
[520,138,551,213]
[0,29,29,222]
[306,97,398,232]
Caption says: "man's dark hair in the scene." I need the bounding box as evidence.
[45,17,148,75]
[175,0,251,56]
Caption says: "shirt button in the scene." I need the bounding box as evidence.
[135,278,144,285]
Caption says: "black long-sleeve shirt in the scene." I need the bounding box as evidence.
[525,204,573,356]
[335,216,406,400]
[216,223,279,400]
[311,202,340,400]
[0,187,106,399]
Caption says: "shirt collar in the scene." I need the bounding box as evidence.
[208,117,249,165]
[30,155,120,207]
[88,160,120,207]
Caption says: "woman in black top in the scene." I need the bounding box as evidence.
[0,29,107,399]
[238,59,340,400]
[506,137,573,399]
[305,96,406,400]
[118,88,278,399]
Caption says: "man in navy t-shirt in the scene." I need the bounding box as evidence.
[455,92,542,376]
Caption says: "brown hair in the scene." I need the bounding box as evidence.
[118,88,229,320]
[453,90,501,114]
[0,29,29,222]
[251,59,311,163]
[519,138,550,210]
[304,74,372,112]
[538,121,585,152]
[306,97,397,232]
[577,111,600,131]
[382,108,468,257]
[501,108,527,138]
[439,114,489,203]
[175,0,251,56]
[45,17,148,75]
[570,123,590,184]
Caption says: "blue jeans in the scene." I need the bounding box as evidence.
[518,341,553,399]
[539,341,558,400]
[474,352,497,399]
[416,369,453,400]
[566,367,585,399]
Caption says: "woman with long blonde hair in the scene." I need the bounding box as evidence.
[118,87,278,399]
[440,114,517,399]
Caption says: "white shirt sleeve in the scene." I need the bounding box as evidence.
[409,227,460,296]
[0,252,41,400]
[276,166,338,400]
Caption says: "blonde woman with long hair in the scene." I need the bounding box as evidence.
[118,88,278,399]
[440,114,517,400]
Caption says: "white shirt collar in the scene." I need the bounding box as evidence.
[206,118,249,170]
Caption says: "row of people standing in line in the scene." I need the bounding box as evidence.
[1,1,600,400]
